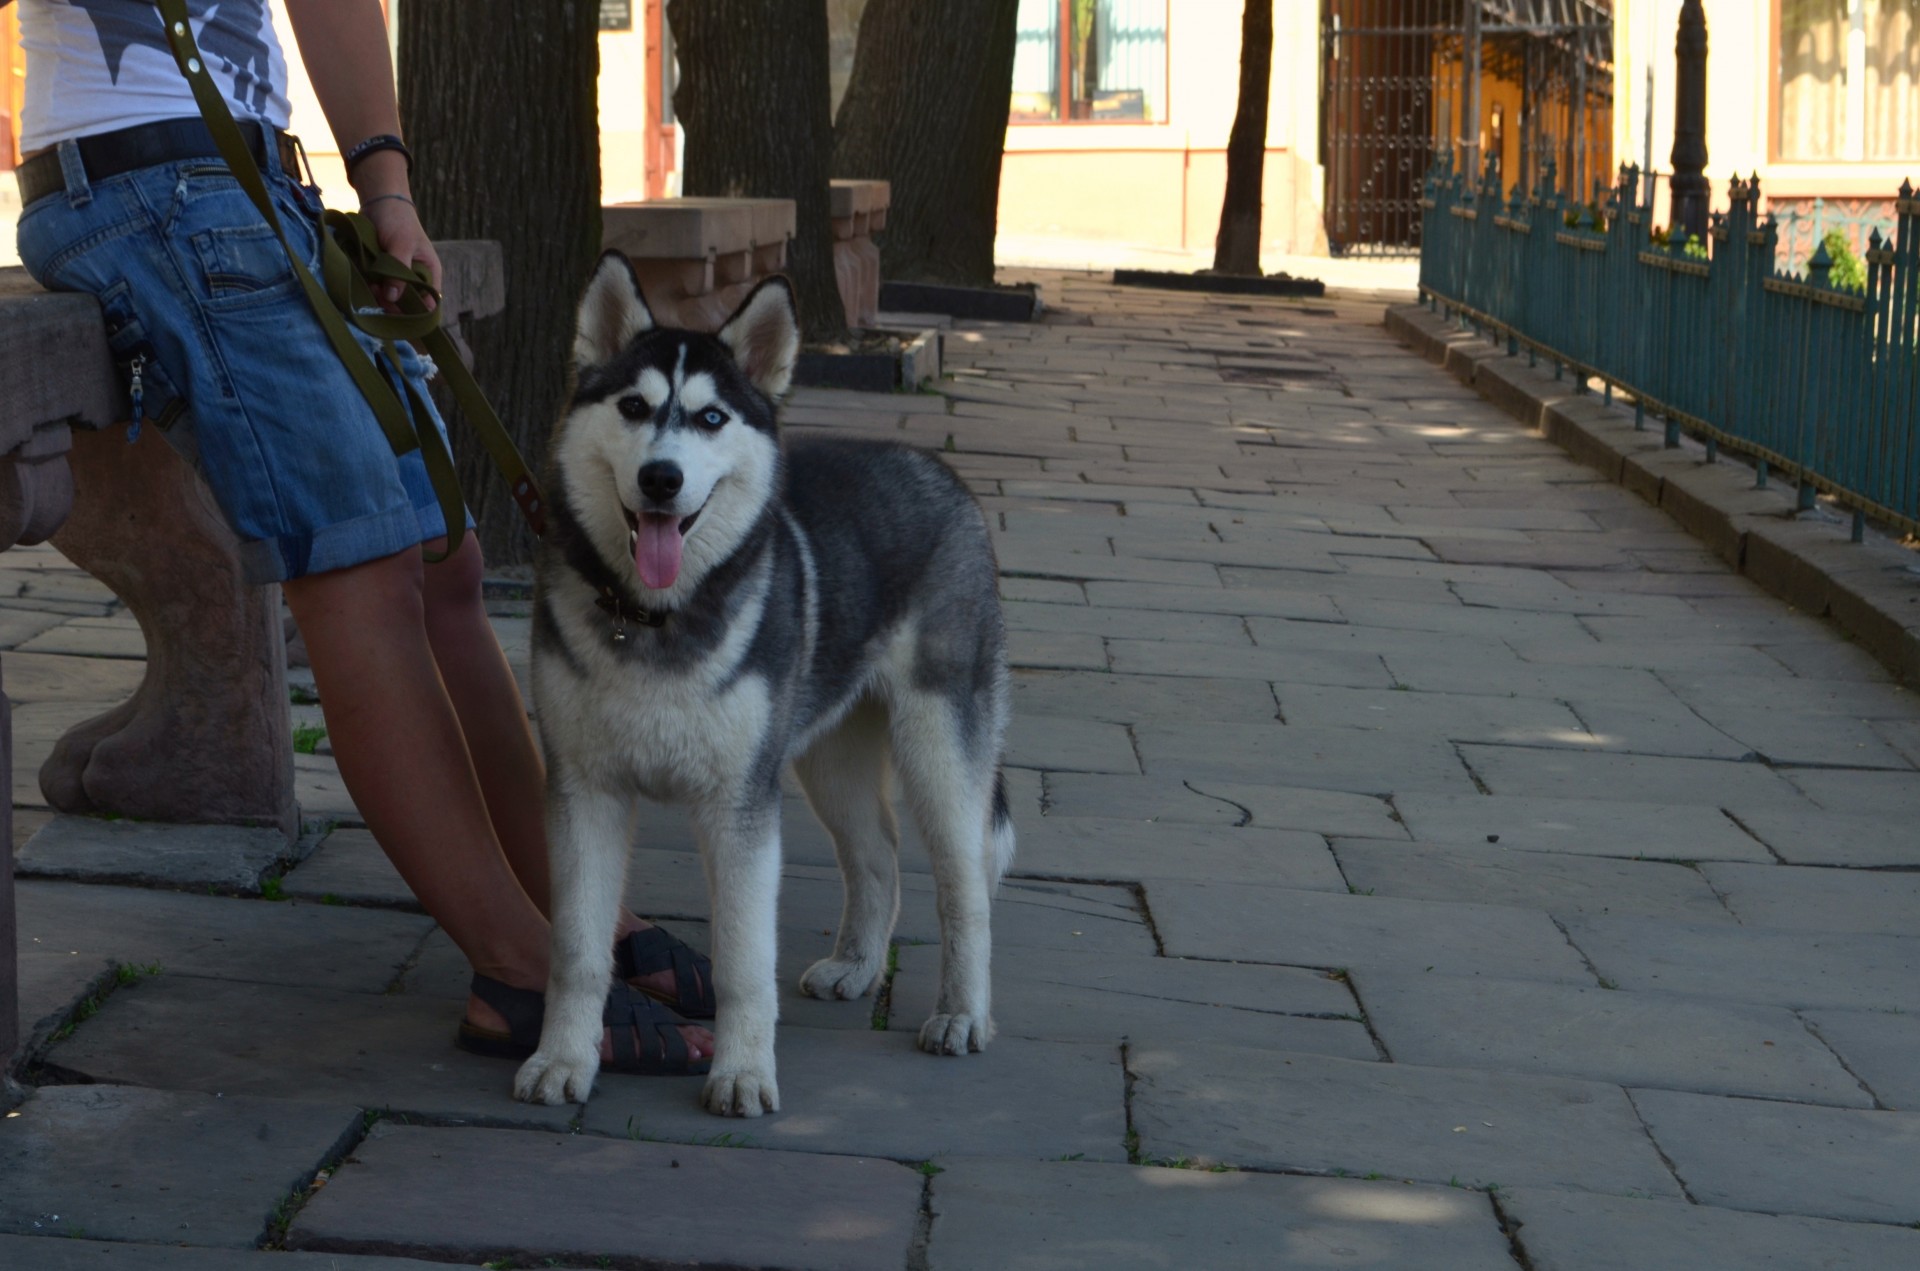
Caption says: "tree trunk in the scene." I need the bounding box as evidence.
[668,0,845,342]
[398,0,602,568]
[831,0,1019,287]
[1213,0,1273,275]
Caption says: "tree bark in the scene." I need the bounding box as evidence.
[1213,0,1273,275]
[398,0,602,568]
[669,0,846,342]
[831,0,1019,287]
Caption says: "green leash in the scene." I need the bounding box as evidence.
[152,0,546,558]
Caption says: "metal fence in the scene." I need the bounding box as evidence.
[1418,155,1920,539]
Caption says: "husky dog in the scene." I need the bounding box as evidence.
[513,254,1014,1117]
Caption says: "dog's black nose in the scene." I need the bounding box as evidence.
[638,461,684,504]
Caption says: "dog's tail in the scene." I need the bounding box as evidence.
[988,768,1017,888]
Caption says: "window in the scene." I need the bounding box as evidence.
[1010,0,1168,123]
[1778,0,1920,160]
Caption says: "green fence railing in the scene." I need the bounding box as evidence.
[1418,157,1920,540]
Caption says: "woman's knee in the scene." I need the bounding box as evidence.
[421,532,489,621]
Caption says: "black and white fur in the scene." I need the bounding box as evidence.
[514,254,1014,1117]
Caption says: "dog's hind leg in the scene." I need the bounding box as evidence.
[794,698,899,1001]
[696,796,783,1117]
[890,689,997,1055]
[515,773,631,1105]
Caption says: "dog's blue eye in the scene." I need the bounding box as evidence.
[698,408,728,430]
[617,395,649,421]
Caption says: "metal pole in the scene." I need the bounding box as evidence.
[1462,1,1482,179]
[1671,0,1710,240]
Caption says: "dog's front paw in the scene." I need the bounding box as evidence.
[702,1066,780,1118]
[515,1048,600,1105]
[798,955,884,1001]
[918,1012,993,1056]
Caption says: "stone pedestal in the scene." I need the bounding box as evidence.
[603,198,796,331]
[45,423,296,835]
[830,180,890,329]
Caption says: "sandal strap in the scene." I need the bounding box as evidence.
[602,982,706,1076]
[615,926,716,1019]
[468,973,546,1049]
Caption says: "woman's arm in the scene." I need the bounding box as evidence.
[283,0,440,300]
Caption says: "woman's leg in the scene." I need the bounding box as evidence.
[283,544,709,1055]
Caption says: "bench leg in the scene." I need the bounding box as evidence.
[45,425,297,838]
[1,663,15,1090]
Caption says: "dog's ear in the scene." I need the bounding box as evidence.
[718,276,800,400]
[574,251,655,370]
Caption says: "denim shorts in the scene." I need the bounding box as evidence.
[15,134,457,584]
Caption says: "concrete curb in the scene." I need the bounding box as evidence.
[1384,303,1920,686]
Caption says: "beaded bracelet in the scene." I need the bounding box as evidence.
[344,133,413,176]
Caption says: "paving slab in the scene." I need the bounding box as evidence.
[288,1123,920,1270]
[0,650,145,703]
[1699,862,1920,936]
[1354,971,1869,1104]
[0,1238,455,1270]
[1782,766,1920,816]
[1565,914,1920,1012]
[1271,683,1588,746]
[925,1158,1517,1271]
[1128,1042,1681,1195]
[278,827,415,907]
[1010,816,1344,889]
[1499,1186,1920,1271]
[1723,805,1920,867]
[1040,773,1250,825]
[1175,779,1410,838]
[1391,792,1773,861]
[582,1027,1128,1162]
[16,881,435,997]
[15,620,147,659]
[0,1084,359,1247]
[43,975,574,1128]
[1107,638,1394,689]
[1146,881,1593,982]
[1678,702,1913,768]
[1003,598,1254,646]
[16,816,287,894]
[1630,1087,1920,1224]
[1332,839,1734,923]
[890,944,1374,1058]
[1134,722,1478,796]
[1003,712,1140,773]
[1082,579,1342,621]
[1010,667,1283,726]
[1802,1010,1920,1111]
[1458,744,1815,810]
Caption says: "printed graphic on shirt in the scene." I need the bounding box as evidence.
[71,0,275,114]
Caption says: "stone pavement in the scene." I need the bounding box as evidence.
[5,270,1920,1269]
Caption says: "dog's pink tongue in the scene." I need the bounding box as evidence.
[634,514,683,589]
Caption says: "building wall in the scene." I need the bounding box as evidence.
[1612,1,1917,213]
[996,1,1328,256]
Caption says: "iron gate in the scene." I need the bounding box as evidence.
[1321,0,1615,258]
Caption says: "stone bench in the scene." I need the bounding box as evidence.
[602,197,795,332]
[0,241,506,1071]
[830,179,890,329]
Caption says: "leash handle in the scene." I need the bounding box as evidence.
[151,0,546,549]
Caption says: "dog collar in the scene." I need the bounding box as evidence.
[595,586,668,642]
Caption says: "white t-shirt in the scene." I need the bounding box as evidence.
[20,0,292,152]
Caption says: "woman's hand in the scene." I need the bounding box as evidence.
[363,192,441,312]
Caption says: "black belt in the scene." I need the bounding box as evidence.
[16,117,303,208]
